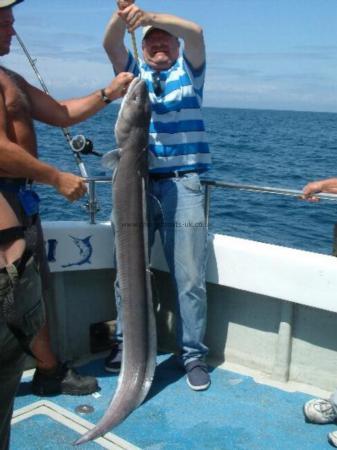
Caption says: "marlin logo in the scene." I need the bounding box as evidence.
[62,235,93,268]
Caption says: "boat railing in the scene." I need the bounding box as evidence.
[83,176,337,225]
[201,178,337,228]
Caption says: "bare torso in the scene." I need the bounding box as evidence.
[0,66,37,177]
[0,68,36,264]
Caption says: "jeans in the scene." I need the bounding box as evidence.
[0,258,44,450]
[114,172,209,365]
[0,190,45,450]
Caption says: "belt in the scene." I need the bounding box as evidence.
[0,249,33,278]
[0,178,28,192]
[150,170,197,181]
[0,226,25,246]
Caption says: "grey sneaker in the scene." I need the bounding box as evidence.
[185,360,210,391]
[303,398,337,424]
[328,431,337,447]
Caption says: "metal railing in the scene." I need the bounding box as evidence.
[83,176,111,224]
[83,176,337,225]
[201,178,337,228]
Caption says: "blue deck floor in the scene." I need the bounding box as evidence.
[12,354,336,449]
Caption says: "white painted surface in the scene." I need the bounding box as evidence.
[42,221,337,314]
[206,234,337,313]
[43,221,114,272]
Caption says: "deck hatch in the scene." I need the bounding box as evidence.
[12,400,140,449]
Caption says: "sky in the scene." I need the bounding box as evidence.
[4,0,337,113]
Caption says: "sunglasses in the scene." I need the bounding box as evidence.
[152,72,164,96]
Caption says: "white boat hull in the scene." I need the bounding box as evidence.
[41,221,337,392]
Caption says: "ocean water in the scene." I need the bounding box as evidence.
[35,105,337,255]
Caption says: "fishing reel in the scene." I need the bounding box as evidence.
[70,134,102,157]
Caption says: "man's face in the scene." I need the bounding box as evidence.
[0,9,15,56]
[142,29,179,71]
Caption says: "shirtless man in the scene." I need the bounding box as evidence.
[0,2,133,448]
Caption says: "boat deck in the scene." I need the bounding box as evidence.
[12,354,335,450]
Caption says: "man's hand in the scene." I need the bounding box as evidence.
[300,181,323,202]
[117,4,150,33]
[301,179,337,201]
[117,0,134,9]
[53,172,87,202]
[104,72,134,100]
[302,181,323,202]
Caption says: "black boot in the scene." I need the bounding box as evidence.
[32,363,98,396]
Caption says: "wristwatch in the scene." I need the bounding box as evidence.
[100,88,111,104]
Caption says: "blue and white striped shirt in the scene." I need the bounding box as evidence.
[125,52,211,174]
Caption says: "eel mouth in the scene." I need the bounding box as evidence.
[117,77,143,116]
[115,76,149,131]
[126,76,142,96]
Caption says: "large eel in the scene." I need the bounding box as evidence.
[75,77,155,445]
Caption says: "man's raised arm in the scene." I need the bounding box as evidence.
[105,0,205,70]
[103,1,130,75]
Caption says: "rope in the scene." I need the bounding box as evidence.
[130,31,139,62]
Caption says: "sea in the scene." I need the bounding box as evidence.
[34,105,337,256]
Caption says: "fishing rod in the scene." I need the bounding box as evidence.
[15,32,102,179]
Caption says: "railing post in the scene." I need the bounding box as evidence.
[87,179,97,225]
[272,301,293,382]
[332,223,337,256]
[204,183,211,228]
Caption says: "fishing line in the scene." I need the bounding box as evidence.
[130,30,139,62]
[129,30,143,82]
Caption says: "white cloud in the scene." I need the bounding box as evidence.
[3,52,115,99]
[4,42,337,113]
[205,49,337,112]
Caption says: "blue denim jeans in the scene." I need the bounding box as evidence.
[113,172,209,365]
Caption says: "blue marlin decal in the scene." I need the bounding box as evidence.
[62,235,93,268]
